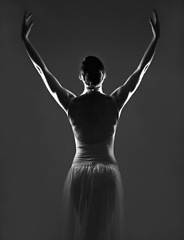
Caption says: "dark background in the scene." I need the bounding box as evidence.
[0,0,184,239]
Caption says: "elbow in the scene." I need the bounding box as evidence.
[137,63,150,78]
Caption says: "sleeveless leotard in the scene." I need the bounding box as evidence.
[67,91,120,166]
[61,92,126,240]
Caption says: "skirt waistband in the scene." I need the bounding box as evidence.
[71,160,119,168]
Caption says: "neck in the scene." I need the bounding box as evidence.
[82,84,104,95]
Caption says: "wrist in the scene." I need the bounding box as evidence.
[22,36,29,43]
[153,35,159,42]
[154,34,160,40]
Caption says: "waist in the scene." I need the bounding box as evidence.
[73,133,117,165]
[73,149,117,165]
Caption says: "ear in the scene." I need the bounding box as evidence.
[79,72,83,81]
[100,71,106,80]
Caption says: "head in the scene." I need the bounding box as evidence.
[79,56,106,87]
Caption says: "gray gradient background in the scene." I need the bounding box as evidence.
[0,0,184,239]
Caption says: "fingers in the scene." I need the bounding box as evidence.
[149,9,159,27]
[149,17,155,28]
[149,9,160,39]
[24,10,27,19]
[24,10,33,22]
[153,9,158,18]
[149,18,153,24]
[28,20,34,29]
[26,13,33,22]
[152,9,158,22]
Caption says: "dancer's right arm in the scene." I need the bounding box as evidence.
[110,10,160,115]
[21,11,76,114]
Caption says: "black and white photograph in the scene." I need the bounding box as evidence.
[0,0,184,239]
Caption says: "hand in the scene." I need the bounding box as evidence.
[21,10,34,40]
[149,9,160,39]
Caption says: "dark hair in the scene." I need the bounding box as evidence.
[80,56,106,86]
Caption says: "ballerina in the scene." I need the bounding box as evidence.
[21,9,160,240]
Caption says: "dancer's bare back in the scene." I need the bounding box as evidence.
[67,92,119,144]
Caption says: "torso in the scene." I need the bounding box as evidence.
[67,91,119,144]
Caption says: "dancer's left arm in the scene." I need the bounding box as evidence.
[21,11,76,114]
[110,10,160,114]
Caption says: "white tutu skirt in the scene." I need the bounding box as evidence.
[61,161,126,240]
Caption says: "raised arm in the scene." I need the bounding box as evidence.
[21,11,76,114]
[110,10,160,115]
